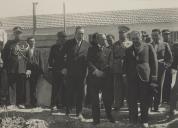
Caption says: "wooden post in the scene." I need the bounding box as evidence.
[33,2,38,35]
[63,1,66,32]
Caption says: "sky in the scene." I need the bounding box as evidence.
[0,0,178,18]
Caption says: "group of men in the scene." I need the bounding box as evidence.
[0,25,178,128]
[48,25,178,128]
[0,26,43,108]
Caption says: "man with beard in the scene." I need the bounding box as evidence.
[48,31,67,110]
[61,27,90,120]
[151,29,172,112]
[125,31,158,128]
[2,26,29,108]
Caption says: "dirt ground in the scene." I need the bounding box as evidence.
[1,104,178,128]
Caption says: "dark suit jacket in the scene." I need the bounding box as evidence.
[61,38,90,77]
[125,43,158,82]
[27,48,44,76]
[87,45,112,74]
[48,43,65,70]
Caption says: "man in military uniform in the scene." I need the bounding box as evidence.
[112,26,132,111]
[48,31,67,110]
[151,29,173,111]
[162,29,173,103]
[87,33,115,125]
[2,26,29,108]
[61,27,90,120]
[125,31,157,128]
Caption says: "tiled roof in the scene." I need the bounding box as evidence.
[1,8,178,30]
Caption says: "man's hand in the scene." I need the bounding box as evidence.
[93,69,105,77]
[26,70,31,78]
[171,68,177,74]
[61,68,67,76]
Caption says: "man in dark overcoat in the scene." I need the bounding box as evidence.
[48,31,67,110]
[61,26,90,120]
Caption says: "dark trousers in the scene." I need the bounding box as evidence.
[169,71,178,111]
[127,75,152,123]
[8,73,26,105]
[51,70,66,107]
[88,75,113,123]
[163,68,172,103]
[66,75,85,115]
[113,73,128,108]
[152,62,165,109]
[28,73,39,106]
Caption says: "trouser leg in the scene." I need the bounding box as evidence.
[76,81,84,115]
[128,78,139,123]
[102,77,114,118]
[153,63,164,109]
[139,82,152,123]
[29,74,38,106]
[163,68,172,103]
[51,71,61,107]
[16,74,26,105]
[114,74,124,108]
[169,74,178,111]
[90,84,100,123]
[113,74,119,108]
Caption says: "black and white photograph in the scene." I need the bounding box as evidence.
[0,0,178,127]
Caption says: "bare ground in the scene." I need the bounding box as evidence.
[1,104,178,128]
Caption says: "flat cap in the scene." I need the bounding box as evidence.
[162,29,171,34]
[118,25,130,33]
[13,26,23,34]
[57,31,67,37]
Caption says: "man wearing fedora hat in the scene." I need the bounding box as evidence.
[48,31,67,110]
[2,26,29,108]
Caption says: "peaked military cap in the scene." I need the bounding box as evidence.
[118,26,130,33]
[162,29,171,34]
[13,26,23,34]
